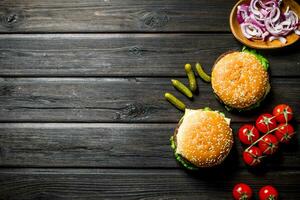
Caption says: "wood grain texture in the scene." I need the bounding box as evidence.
[0,0,233,33]
[0,34,299,77]
[0,168,299,199]
[0,0,299,199]
[0,77,299,122]
[0,123,298,168]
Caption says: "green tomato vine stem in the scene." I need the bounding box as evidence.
[244,115,288,152]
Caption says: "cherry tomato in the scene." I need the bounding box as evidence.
[259,185,278,200]
[273,104,293,123]
[275,123,295,144]
[238,124,260,145]
[233,183,253,200]
[258,134,279,155]
[256,114,277,133]
[243,146,262,166]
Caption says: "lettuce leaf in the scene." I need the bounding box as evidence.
[242,46,269,71]
[203,107,212,111]
[170,136,198,170]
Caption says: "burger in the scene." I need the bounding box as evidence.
[211,47,270,111]
[170,108,233,170]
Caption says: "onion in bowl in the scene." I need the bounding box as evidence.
[237,0,300,43]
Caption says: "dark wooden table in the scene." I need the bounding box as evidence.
[0,0,299,199]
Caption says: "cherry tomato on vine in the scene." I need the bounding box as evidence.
[256,114,277,133]
[233,183,253,200]
[275,123,295,144]
[258,134,279,155]
[238,124,260,145]
[273,104,293,123]
[243,146,262,166]
[259,185,278,200]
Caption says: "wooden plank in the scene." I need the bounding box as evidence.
[0,0,233,33]
[0,123,298,168]
[0,77,299,122]
[0,34,299,77]
[0,168,299,199]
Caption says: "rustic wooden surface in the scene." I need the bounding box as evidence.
[0,77,299,122]
[0,34,299,77]
[0,123,299,168]
[0,0,299,199]
[0,169,299,200]
[0,0,232,33]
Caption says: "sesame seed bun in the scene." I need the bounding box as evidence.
[211,51,269,110]
[174,109,233,168]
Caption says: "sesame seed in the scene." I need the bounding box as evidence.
[211,52,269,109]
[176,109,233,167]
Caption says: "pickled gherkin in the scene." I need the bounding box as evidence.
[184,64,197,92]
[195,63,211,82]
[171,79,193,99]
[164,93,186,111]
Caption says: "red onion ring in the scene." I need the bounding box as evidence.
[237,0,300,43]
[241,22,263,39]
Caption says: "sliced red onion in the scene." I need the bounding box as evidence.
[279,37,286,43]
[261,9,269,16]
[259,0,277,9]
[237,13,244,24]
[241,22,263,39]
[265,0,278,7]
[237,0,300,44]
[270,7,281,22]
[250,0,261,16]
[289,11,298,25]
[262,31,270,40]
[247,13,265,28]
[268,36,276,41]
[269,36,287,43]
[265,19,282,36]
[237,4,250,24]
[259,1,268,9]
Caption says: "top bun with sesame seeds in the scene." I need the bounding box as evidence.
[211,50,270,111]
[170,108,233,169]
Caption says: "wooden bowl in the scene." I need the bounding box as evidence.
[230,0,300,49]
